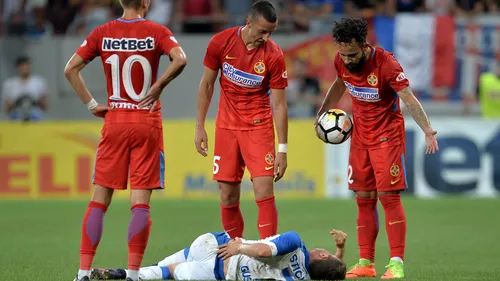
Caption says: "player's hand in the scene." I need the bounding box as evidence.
[330,229,347,249]
[274,152,287,182]
[217,237,243,260]
[194,127,209,157]
[91,104,112,118]
[424,128,439,154]
[138,84,162,112]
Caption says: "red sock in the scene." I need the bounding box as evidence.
[128,204,152,270]
[256,196,278,239]
[380,194,406,260]
[356,196,379,262]
[80,201,108,270]
[220,202,244,238]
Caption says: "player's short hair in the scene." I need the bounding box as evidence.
[332,18,369,46]
[15,56,30,66]
[250,1,277,23]
[308,255,347,280]
[120,0,142,9]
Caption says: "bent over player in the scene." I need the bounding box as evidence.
[315,19,439,279]
[92,229,348,280]
[194,0,289,240]
[64,0,187,280]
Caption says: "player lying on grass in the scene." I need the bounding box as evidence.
[91,229,348,280]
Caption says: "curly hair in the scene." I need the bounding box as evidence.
[332,18,369,46]
[309,255,347,280]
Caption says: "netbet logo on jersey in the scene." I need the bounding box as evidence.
[344,81,381,102]
[102,37,155,52]
[222,62,264,88]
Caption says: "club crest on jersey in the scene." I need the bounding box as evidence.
[367,73,378,86]
[344,81,380,102]
[390,163,400,177]
[102,37,155,52]
[222,62,264,88]
[254,61,266,74]
[265,153,274,165]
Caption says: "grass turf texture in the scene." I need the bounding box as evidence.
[0,197,498,280]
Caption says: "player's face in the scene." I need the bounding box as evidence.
[17,63,31,78]
[338,40,367,73]
[247,16,277,47]
[309,248,338,262]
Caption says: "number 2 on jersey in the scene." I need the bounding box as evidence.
[105,54,152,101]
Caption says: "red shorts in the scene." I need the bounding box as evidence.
[93,123,164,190]
[348,144,407,192]
[213,127,275,182]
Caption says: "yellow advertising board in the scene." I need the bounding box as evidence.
[0,120,324,199]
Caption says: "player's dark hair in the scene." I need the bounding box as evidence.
[332,18,369,46]
[15,56,30,66]
[250,1,277,23]
[120,0,141,9]
[309,256,347,280]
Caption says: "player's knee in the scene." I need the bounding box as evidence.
[218,181,240,205]
[355,190,377,199]
[252,176,274,200]
[91,185,115,206]
[130,189,153,206]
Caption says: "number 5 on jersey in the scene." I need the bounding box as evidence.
[105,54,152,101]
[213,156,221,175]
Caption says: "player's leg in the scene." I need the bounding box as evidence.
[127,124,164,281]
[213,128,245,238]
[240,128,278,239]
[76,125,130,281]
[371,144,407,279]
[346,146,378,279]
[156,248,190,266]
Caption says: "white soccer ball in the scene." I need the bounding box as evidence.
[316,109,353,144]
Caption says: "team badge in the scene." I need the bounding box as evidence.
[390,163,400,177]
[254,61,266,74]
[265,153,274,165]
[367,73,378,86]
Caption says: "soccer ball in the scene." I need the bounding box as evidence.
[316,109,353,144]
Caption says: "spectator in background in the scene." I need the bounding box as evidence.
[46,0,82,35]
[478,62,500,118]
[69,0,112,36]
[26,0,53,38]
[287,58,322,118]
[146,0,173,27]
[293,0,337,33]
[175,0,225,33]
[1,56,47,121]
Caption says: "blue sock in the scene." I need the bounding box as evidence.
[160,266,171,280]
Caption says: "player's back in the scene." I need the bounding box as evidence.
[225,234,311,280]
[77,18,180,126]
[334,47,409,148]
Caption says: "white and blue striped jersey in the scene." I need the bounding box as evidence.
[225,231,311,281]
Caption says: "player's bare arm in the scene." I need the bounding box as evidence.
[397,86,439,154]
[139,46,187,111]
[330,229,347,262]
[64,54,111,118]
[271,88,288,182]
[194,67,219,157]
[316,77,347,121]
[216,237,273,260]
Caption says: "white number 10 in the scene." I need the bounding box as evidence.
[105,54,152,101]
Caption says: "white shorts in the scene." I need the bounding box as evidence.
[174,232,229,280]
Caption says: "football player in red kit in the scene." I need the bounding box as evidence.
[64,1,187,280]
[316,18,439,279]
[194,1,288,240]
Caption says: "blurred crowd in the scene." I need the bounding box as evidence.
[0,0,499,37]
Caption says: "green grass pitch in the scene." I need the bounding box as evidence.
[1,197,499,280]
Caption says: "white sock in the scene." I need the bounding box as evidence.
[391,257,404,263]
[157,249,188,266]
[77,269,90,280]
[127,269,139,281]
[139,266,164,280]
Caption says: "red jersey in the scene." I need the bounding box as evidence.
[76,18,179,125]
[334,47,410,148]
[203,26,288,130]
